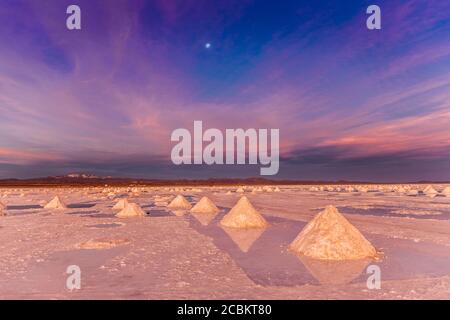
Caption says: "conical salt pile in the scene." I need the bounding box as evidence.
[220,196,268,229]
[442,187,450,197]
[167,195,192,210]
[116,203,146,218]
[423,185,438,195]
[190,197,219,214]
[113,198,129,210]
[396,186,406,193]
[289,205,377,260]
[44,196,67,209]
[0,201,6,216]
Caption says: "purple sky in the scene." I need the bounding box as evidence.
[0,0,450,181]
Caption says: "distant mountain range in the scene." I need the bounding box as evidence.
[0,173,447,187]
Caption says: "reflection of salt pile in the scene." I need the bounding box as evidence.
[172,210,189,217]
[407,189,419,196]
[116,203,146,218]
[190,197,219,214]
[44,196,67,209]
[113,198,129,210]
[167,195,192,210]
[220,196,268,229]
[298,255,371,285]
[221,226,266,252]
[289,205,377,260]
[191,211,218,226]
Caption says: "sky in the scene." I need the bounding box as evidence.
[0,0,450,181]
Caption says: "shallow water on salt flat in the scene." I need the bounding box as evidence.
[188,213,450,287]
[86,223,124,229]
[338,205,450,220]
[7,205,42,210]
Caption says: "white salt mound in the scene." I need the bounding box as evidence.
[0,201,5,216]
[442,187,450,196]
[167,195,192,210]
[289,205,377,260]
[407,189,419,196]
[220,196,268,229]
[423,185,438,195]
[113,198,129,210]
[116,203,146,218]
[190,196,219,214]
[44,196,67,209]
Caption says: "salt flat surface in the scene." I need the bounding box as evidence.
[1,185,450,299]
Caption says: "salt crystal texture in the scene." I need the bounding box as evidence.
[289,205,377,260]
[116,203,146,218]
[190,196,219,214]
[220,196,268,229]
[167,195,192,210]
[44,196,67,209]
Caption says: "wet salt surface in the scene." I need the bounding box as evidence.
[367,235,450,281]
[67,210,100,216]
[338,205,450,220]
[188,214,450,287]
[7,205,42,210]
[86,223,124,229]
[67,203,97,209]
[8,248,128,294]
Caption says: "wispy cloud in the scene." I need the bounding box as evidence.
[0,0,449,180]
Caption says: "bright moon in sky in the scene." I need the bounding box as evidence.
[205,43,211,49]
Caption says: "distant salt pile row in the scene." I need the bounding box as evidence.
[306,184,450,197]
